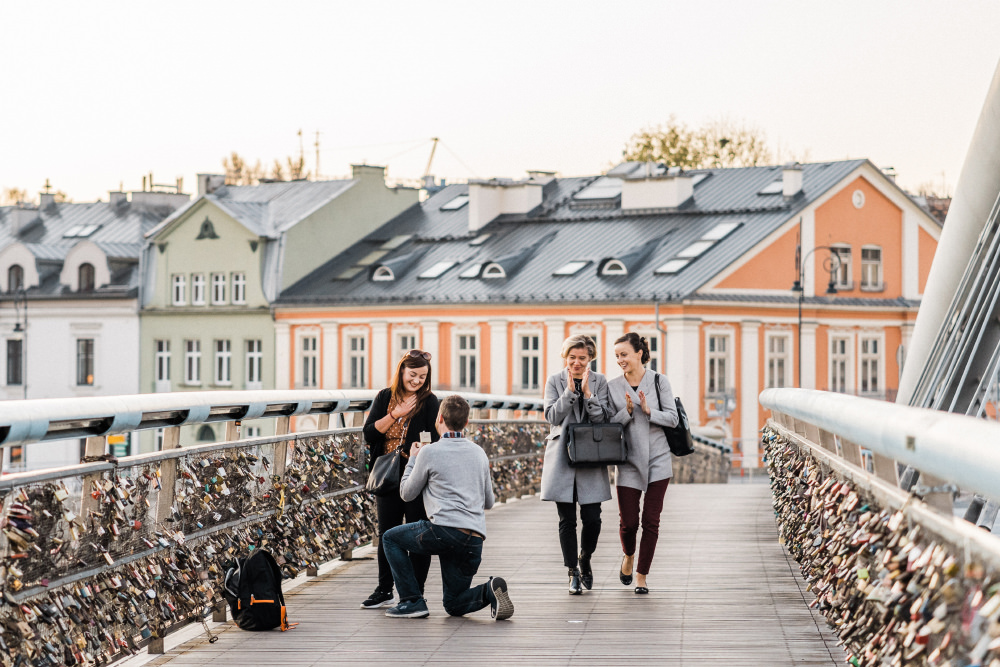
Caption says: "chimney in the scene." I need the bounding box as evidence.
[196,174,226,197]
[527,170,556,184]
[9,205,39,235]
[351,164,387,182]
[422,174,436,189]
[39,192,56,209]
[108,191,128,206]
[782,162,803,197]
[881,166,897,183]
[468,179,544,233]
[621,166,693,212]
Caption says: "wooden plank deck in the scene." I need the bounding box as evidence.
[137,484,841,666]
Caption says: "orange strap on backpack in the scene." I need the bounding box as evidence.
[280,606,298,631]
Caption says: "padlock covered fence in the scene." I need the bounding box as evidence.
[0,390,551,666]
[761,388,1000,666]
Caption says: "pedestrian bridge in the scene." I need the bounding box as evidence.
[0,388,999,666]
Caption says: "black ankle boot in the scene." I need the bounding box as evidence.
[568,567,582,595]
[578,552,593,590]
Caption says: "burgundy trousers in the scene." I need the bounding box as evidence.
[617,478,670,576]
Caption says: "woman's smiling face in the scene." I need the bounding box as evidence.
[615,341,643,375]
[402,366,428,393]
[565,347,591,378]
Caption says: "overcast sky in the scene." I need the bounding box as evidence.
[2,1,998,203]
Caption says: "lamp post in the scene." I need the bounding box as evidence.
[791,246,841,388]
[11,288,27,400]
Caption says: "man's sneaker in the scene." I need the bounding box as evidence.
[385,598,430,618]
[489,577,514,621]
[360,588,394,609]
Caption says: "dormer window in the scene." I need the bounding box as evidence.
[78,263,95,292]
[372,266,395,282]
[481,263,506,279]
[8,265,23,293]
[600,260,627,276]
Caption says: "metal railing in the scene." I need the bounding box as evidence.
[760,387,1000,666]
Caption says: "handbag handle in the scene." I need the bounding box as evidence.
[591,425,604,441]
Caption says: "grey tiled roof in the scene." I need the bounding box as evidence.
[209,179,355,237]
[278,160,884,306]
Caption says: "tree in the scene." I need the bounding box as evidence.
[623,116,772,169]
[222,152,264,186]
[286,155,309,181]
[1,188,29,205]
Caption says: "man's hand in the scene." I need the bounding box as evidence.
[409,442,423,458]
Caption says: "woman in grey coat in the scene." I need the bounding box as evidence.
[608,332,678,594]
[540,334,611,595]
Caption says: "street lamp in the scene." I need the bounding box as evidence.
[791,246,841,388]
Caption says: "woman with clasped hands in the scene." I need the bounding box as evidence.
[607,332,678,594]
[540,334,611,595]
[360,350,440,609]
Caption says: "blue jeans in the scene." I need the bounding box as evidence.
[382,520,489,616]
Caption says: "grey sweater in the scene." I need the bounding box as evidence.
[399,435,495,537]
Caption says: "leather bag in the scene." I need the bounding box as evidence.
[653,373,694,457]
[566,409,628,467]
[365,450,404,497]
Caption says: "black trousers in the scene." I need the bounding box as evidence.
[376,493,432,592]
[555,499,602,569]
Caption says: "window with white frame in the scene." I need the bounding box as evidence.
[860,246,883,290]
[859,336,881,395]
[301,336,318,388]
[347,335,367,388]
[456,333,478,389]
[831,246,852,289]
[184,339,201,385]
[765,333,791,389]
[647,333,662,373]
[214,339,232,385]
[396,332,418,360]
[245,340,262,388]
[211,273,227,305]
[155,340,170,383]
[518,333,542,391]
[830,336,850,393]
[191,274,206,305]
[706,334,730,395]
[245,426,262,438]
[231,272,246,304]
[76,339,95,386]
[171,274,186,305]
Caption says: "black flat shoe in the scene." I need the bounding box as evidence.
[568,567,583,595]
[578,552,593,590]
[634,586,649,595]
[619,555,633,586]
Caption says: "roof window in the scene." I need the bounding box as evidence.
[573,176,623,201]
[676,241,715,259]
[701,221,742,241]
[381,235,412,250]
[553,260,590,276]
[459,263,483,279]
[469,234,491,246]
[481,263,506,279]
[64,224,100,238]
[600,259,627,276]
[335,267,364,280]
[654,259,691,275]
[758,180,784,195]
[440,195,469,211]
[355,250,388,266]
[418,261,457,279]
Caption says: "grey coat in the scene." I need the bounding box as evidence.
[539,369,613,505]
[608,370,679,491]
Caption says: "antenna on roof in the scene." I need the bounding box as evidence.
[298,129,304,170]
[315,130,321,180]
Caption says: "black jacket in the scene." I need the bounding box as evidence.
[363,388,441,470]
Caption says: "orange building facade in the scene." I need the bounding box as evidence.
[273,160,941,467]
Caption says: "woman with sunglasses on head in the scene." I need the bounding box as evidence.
[607,332,678,595]
[360,349,440,609]
[540,334,612,595]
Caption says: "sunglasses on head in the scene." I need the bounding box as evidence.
[407,349,432,361]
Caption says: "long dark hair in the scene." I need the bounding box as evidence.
[389,353,433,413]
[615,332,651,365]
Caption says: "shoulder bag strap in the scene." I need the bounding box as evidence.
[652,372,662,409]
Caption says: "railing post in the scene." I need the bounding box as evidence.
[274,416,290,481]
[316,414,331,431]
[224,420,240,442]
[870,453,899,485]
[80,436,107,518]
[817,429,837,454]
[154,427,181,525]
[839,437,864,468]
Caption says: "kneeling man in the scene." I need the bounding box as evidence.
[382,394,514,620]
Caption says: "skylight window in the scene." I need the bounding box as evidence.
[419,261,457,279]
[440,195,469,211]
[758,180,784,195]
[553,260,590,276]
[381,235,411,250]
[701,222,742,241]
[335,267,364,280]
[64,224,100,238]
[690,173,710,187]
[469,234,491,246]
[654,259,691,275]
[676,241,715,259]
[355,250,388,266]
[573,176,623,201]
[459,263,483,279]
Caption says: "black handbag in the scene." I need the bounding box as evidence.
[365,449,404,497]
[653,373,694,457]
[565,394,627,467]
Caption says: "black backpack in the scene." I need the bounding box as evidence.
[222,549,297,631]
